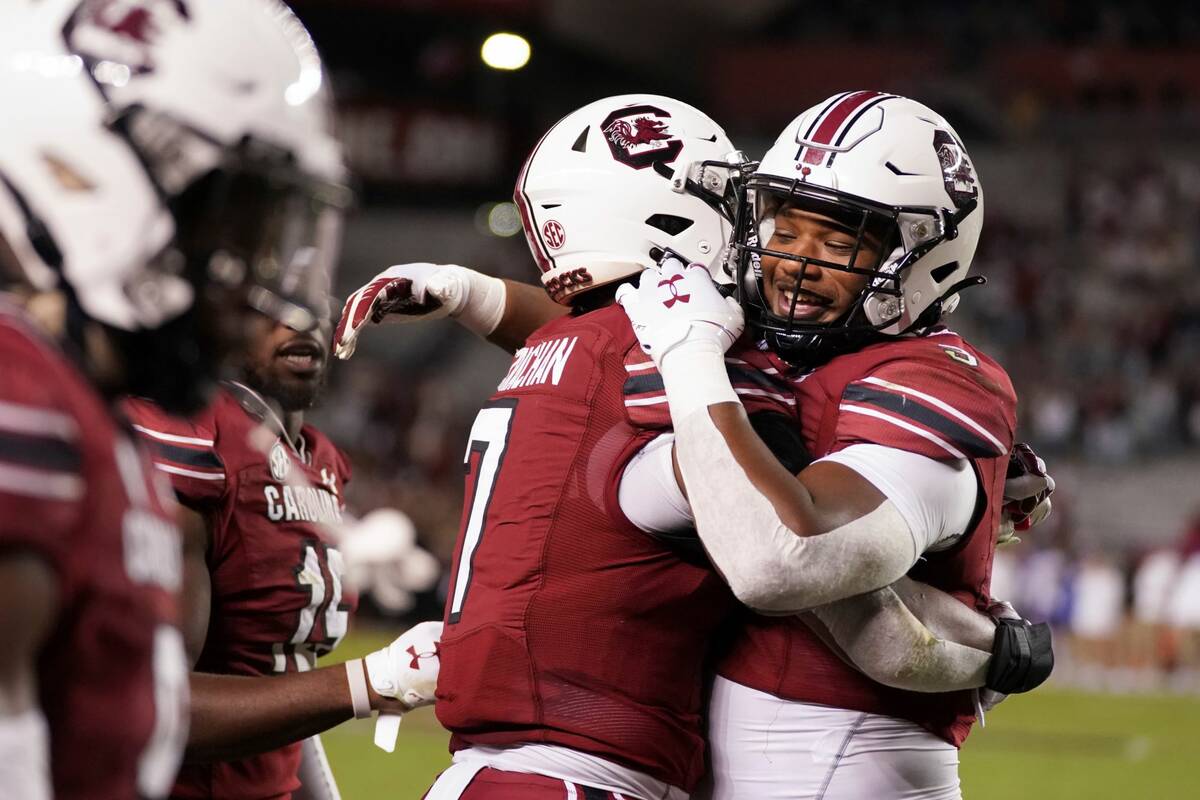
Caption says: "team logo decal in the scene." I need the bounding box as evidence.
[542,219,566,250]
[269,441,291,481]
[941,345,979,367]
[67,0,191,76]
[933,130,978,209]
[600,105,683,171]
[658,274,691,308]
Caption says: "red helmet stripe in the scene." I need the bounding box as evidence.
[514,130,556,275]
[800,90,884,165]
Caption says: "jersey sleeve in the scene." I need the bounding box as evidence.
[123,398,227,509]
[832,356,1016,462]
[0,344,84,560]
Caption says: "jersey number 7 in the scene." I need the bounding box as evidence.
[447,399,517,624]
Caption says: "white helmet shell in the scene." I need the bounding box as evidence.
[754,91,984,334]
[0,0,345,333]
[514,94,740,304]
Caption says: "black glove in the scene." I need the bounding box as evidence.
[986,617,1054,694]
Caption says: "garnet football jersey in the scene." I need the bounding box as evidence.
[124,382,355,800]
[435,304,795,793]
[717,330,1017,746]
[0,305,188,800]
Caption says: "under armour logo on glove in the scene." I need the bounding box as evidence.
[406,642,441,671]
[658,274,691,308]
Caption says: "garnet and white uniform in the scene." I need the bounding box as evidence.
[0,305,188,800]
[125,382,355,800]
[431,304,792,800]
[706,330,1017,800]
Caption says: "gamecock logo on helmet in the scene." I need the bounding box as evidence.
[67,0,191,75]
[601,105,683,171]
[933,129,978,209]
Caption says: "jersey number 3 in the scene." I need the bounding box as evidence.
[447,399,517,624]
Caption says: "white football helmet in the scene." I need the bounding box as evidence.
[0,0,347,409]
[735,91,985,364]
[514,94,744,305]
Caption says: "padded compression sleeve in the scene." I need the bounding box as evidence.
[809,587,992,692]
[674,408,920,613]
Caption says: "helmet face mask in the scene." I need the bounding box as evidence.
[735,92,985,367]
[0,0,348,413]
[514,94,746,305]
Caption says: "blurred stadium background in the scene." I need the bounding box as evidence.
[284,1,1200,796]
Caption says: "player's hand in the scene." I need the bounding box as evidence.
[614,256,743,367]
[984,599,1053,700]
[333,263,470,359]
[364,620,443,712]
[339,508,440,613]
[998,442,1056,544]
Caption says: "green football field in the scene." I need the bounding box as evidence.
[322,628,1198,799]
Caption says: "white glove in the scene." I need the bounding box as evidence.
[333,263,506,359]
[338,509,440,613]
[614,257,744,365]
[615,257,743,421]
[362,620,443,752]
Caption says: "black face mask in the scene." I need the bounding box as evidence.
[100,281,234,415]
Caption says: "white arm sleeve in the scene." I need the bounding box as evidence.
[674,409,919,613]
[0,709,51,800]
[617,433,693,534]
[817,444,977,553]
[809,588,992,692]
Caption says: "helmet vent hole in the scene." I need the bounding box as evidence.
[571,127,589,152]
[930,261,959,284]
[645,214,694,236]
[541,203,561,210]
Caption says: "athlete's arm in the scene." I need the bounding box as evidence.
[333,263,565,359]
[804,580,993,692]
[183,513,440,762]
[178,507,211,662]
[489,278,568,351]
[618,261,947,611]
[0,552,58,799]
[623,437,993,692]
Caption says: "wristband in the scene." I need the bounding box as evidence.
[345,658,373,719]
[427,267,507,337]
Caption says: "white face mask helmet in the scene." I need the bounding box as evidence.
[0,0,347,411]
[514,94,745,305]
[733,91,984,366]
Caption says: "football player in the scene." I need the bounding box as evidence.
[335,95,1052,800]
[0,0,354,797]
[617,92,1052,799]
[124,302,444,800]
[92,4,442,799]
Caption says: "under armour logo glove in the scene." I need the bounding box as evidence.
[362,620,443,752]
[615,256,744,367]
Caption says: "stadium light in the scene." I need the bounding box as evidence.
[481,32,530,71]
